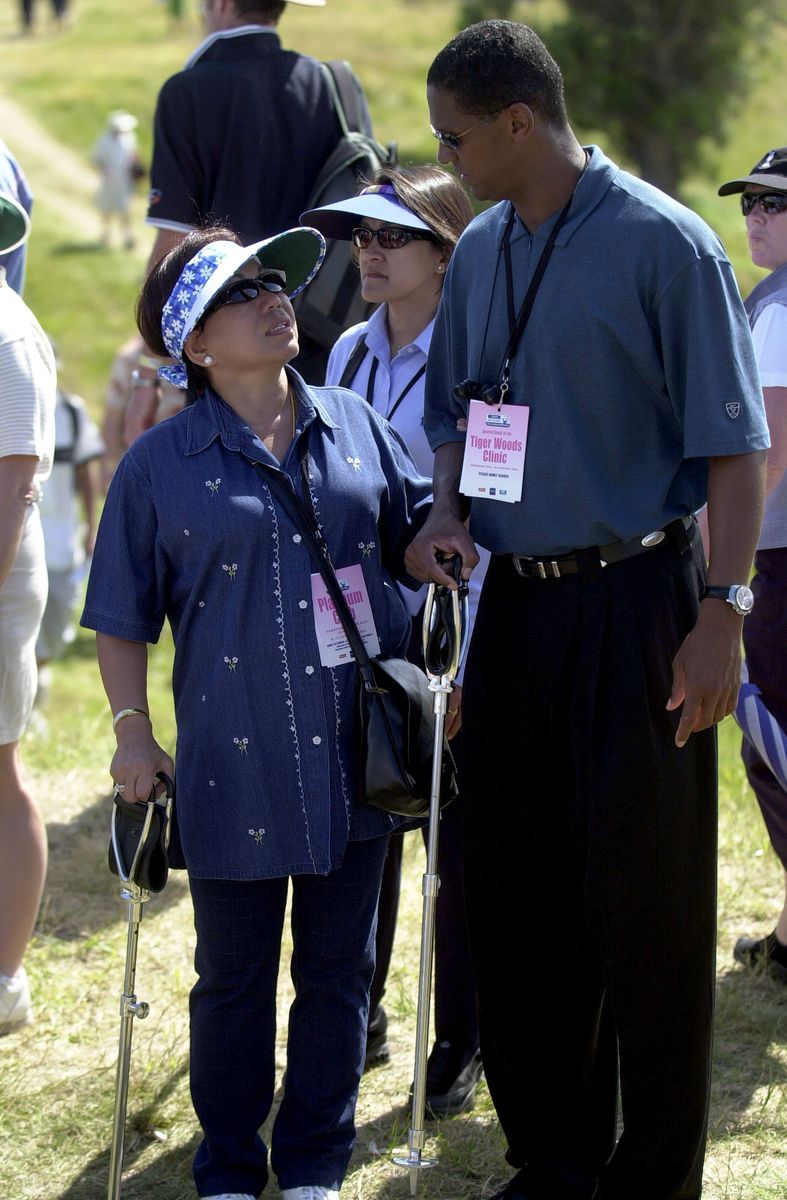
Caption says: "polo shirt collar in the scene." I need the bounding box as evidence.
[184,25,279,69]
[503,145,618,249]
[184,371,338,456]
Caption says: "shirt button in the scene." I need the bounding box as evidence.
[293,533,302,544]
[299,600,308,610]
[312,735,322,745]
[305,665,315,675]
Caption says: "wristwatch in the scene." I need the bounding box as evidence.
[701,584,754,616]
[130,368,158,390]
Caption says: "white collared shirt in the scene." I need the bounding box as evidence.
[183,24,277,70]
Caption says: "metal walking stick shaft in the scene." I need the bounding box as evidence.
[106,773,173,1200]
[108,884,150,1200]
[393,559,469,1196]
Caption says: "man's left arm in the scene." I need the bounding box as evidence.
[668,449,766,746]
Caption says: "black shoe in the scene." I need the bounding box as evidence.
[364,1004,390,1071]
[413,1040,483,1118]
[734,932,787,983]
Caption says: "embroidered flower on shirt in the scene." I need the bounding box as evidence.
[248,827,266,845]
[233,736,249,754]
[206,478,221,495]
[223,562,238,580]
[224,656,238,673]
[358,541,376,558]
[346,456,361,471]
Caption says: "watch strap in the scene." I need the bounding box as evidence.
[702,586,733,602]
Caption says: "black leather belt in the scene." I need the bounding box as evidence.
[509,516,695,580]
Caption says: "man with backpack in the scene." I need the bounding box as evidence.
[133,0,383,412]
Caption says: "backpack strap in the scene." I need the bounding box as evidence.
[338,334,369,390]
[322,60,369,136]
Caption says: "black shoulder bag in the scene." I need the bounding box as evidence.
[257,462,457,819]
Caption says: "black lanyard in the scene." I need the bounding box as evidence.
[345,339,426,422]
[491,188,577,400]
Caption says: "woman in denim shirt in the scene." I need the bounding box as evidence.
[81,226,430,1200]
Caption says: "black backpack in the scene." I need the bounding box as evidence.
[293,61,396,352]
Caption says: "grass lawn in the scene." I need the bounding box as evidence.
[1,2,786,1197]
[1,625,786,1199]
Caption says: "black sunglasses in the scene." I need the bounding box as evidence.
[741,191,787,217]
[351,226,435,251]
[203,269,287,319]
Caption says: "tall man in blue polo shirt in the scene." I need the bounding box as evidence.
[406,20,769,1200]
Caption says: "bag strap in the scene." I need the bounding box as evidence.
[338,334,369,390]
[254,463,375,681]
[322,60,365,136]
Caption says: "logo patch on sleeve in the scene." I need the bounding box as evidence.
[725,402,741,419]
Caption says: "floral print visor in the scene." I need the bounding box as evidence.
[159,227,326,388]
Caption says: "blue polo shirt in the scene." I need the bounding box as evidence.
[81,373,430,880]
[425,146,769,557]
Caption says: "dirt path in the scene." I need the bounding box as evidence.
[0,89,149,262]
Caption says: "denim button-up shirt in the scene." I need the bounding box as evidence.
[81,371,431,880]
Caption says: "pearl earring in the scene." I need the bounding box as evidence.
[437,264,445,273]
[204,355,215,366]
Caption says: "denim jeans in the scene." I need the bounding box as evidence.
[189,835,388,1197]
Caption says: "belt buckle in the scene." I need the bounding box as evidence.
[512,556,560,580]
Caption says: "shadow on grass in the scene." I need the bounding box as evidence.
[710,965,787,1137]
[55,1067,497,1200]
[40,788,189,943]
[56,1059,196,1200]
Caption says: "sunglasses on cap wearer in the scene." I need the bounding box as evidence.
[741,192,787,217]
[202,269,287,321]
[351,226,436,251]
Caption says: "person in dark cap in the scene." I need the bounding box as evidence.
[719,147,787,984]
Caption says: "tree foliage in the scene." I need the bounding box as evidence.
[456,0,781,196]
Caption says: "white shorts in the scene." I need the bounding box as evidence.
[0,506,47,744]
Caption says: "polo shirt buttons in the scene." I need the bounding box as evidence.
[293,534,302,544]
[305,665,315,675]
[299,600,308,609]
[312,735,322,745]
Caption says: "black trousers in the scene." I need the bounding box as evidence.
[461,528,716,1200]
[741,547,787,869]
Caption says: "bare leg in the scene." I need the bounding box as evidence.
[0,741,47,977]
[775,872,787,944]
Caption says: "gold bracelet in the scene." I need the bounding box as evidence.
[112,707,150,731]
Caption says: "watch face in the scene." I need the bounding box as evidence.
[732,585,754,614]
